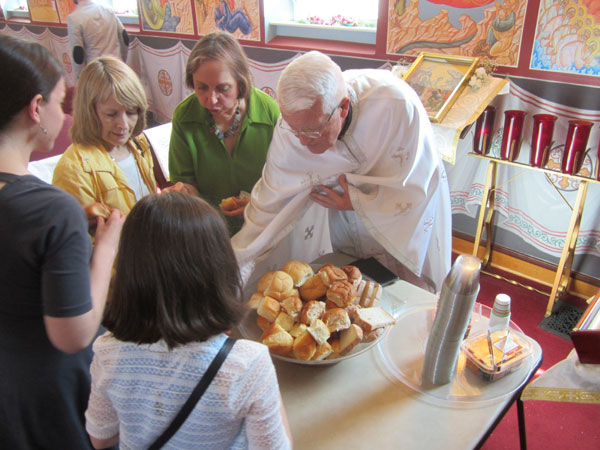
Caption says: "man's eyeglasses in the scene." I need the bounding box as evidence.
[280,102,341,139]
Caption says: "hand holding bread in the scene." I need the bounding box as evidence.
[249,260,396,362]
[84,203,112,235]
[220,191,251,217]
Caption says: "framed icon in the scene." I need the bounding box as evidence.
[403,53,479,123]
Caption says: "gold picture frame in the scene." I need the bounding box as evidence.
[403,53,479,123]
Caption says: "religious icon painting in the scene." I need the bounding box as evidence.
[386,0,527,68]
[140,0,195,34]
[27,0,60,22]
[403,52,479,123]
[195,0,260,41]
[530,0,600,79]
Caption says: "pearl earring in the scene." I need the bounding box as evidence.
[40,124,47,134]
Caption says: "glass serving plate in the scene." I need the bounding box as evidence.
[377,302,540,407]
[238,264,402,366]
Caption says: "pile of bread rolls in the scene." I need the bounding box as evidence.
[248,260,396,361]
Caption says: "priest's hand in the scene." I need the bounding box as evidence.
[309,174,353,211]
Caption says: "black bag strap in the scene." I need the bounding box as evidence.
[148,337,236,450]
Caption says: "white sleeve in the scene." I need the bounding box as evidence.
[235,347,291,450]
[85,346,120,440]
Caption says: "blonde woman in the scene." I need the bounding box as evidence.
[53,57,157,226]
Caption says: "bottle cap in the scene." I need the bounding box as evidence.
[493,294,511,316]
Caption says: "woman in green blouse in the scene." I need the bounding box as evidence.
[168,31,280,234]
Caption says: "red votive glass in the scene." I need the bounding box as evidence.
[561,120,593,175]
[500,110,526,162]
[597,134,600,181]
[473,106,496,155]
[530,114,557,168]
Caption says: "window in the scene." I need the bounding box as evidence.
[265,0,378,45]
[111,0,137,15]
[1,0,29,18]
[292,0,377,26]
[107,0,139,24]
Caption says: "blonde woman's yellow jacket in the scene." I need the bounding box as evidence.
[52,134,157,215]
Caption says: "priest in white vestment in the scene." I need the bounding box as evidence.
[232,51,451,292]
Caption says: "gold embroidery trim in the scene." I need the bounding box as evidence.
[521,386,600,404]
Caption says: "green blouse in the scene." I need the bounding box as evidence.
[169,88,280,234]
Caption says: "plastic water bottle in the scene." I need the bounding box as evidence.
[488,294,511,332]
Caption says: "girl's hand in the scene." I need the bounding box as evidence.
[94,209,125,252]
[83,203,112,235]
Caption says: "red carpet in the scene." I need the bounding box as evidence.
[475,268,599,450]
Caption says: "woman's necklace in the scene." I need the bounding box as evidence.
[209,103,241,140]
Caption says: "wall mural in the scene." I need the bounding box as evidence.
[387,0,528,67]
[195,0,260,41]
[55,0,76,23]
[530,0,600,77]
[27,0,60,23]
[141,0,194,34]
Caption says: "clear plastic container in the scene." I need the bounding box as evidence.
[377,302,540,406]
[462,329,533,382]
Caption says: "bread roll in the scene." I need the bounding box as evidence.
[355,306,396,333]
[248,292,264,309]
[300,300,326,325]
[256,272,275,294]
[263,270,295,300]
[275,311,295,331]
[341,265,362,288]
[307,318,330,346]
[282,260,314,287]
[293,330,317,360]
[312,341,334,361]
[326,280,357,307]
[324,299,339,310]
[356,280,382,307]
[256,315,271,331]
[219,196,239,212]
[299,274,328,301]
[261,323,293,356]
[280,295,303,319]
[84,203,111,219]
[322,307,351,333]
[362,327,385,343]
[328,338,341,359]
[345,304,361,323]
[318,263,348,287]
[339,324,363,355]
[257,296,280,322]
[289,323,308,338]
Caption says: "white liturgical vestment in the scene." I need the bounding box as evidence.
[232,69,451,291]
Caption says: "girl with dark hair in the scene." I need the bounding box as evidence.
[85,193,291,449]
[0,35,124,448]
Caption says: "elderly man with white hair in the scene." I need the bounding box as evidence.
[232,51,451,292]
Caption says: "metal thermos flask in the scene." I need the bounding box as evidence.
[421,254,481,386]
